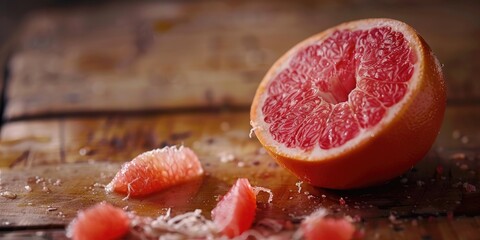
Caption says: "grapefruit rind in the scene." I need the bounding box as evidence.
[250,18,446,188]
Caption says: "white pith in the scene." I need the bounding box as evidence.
[252,19,424,161]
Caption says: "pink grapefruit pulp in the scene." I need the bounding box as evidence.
[211,178,257,238]
[106,146,203,197]
[66,202,130,240]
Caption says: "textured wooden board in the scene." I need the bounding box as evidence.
[5,0,480,119]
[0,107,479,238]
[0,120,61,168]
[1,1,480,238]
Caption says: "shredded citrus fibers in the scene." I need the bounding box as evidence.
[129,211,295,240]
[257,218,284,233]
[296,181,303,193]
[129,208,218,239]
[125,182,275,239]
[67,203,356,240]
[261,27,415,151]
[253,186,274,203]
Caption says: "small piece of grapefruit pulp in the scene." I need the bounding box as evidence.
[211,178,257,238]
[301,210,355,240]
[106,146,204,197]
[66,202,130,240]
[250,18,446,189]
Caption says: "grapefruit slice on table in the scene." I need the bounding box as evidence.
[300,209,356,240]
[211,178,257,238]
[106,146,203,197]
[250,18,446,189]
[67,202,130,240]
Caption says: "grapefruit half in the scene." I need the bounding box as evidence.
[250,18,446,189]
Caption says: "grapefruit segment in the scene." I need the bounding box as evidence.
[301,213,355,240]
[357,78,408,107]
[294,103,327,150]
[250,18,446,189]
[319,102,360,149]
[211,178,256,238]
[349,89,386,128]
[106,146,203,197]
[66,202,130,240]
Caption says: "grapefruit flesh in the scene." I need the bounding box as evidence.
[302,216,355,240]
[211,178,257,238]
[66,202,130,240]
[251,18,446,189]
[106,146,203,197]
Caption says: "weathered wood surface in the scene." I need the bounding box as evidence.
[0,106,479,239]
[1,0,480,239]
[5,0,480,119]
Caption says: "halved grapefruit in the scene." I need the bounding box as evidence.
[211,178,257,238]
[250,18,446,189]
[66,202,130,240]
[106,146,203,197]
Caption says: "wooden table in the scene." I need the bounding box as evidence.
[1,1,479,239]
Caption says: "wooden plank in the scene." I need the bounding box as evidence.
[448,217,480,240]
[5,0,480,119]
[0,106,479,238]
[0,120,61,168]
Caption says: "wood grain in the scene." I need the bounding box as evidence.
[0,107,479,239]
[1,0,480,238]
[4,0,480,119]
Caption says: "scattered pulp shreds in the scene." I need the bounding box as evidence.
[129,208,218,239]
[296,181,303,193]
[253,186,274,203]
[67,203,359,240]
[463,182,477,193]
[257,218,284,233]
[130,210,294,240]
[218,151,236,163]
[0,191,17,199]
[450,152,466,161]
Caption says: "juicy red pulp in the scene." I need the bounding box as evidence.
[211,178,256,238]
[262,27,416,150]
